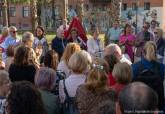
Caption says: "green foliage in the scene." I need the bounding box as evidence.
[9,0,30,4]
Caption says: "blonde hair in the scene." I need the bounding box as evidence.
[144,41,157,61]
[61,43,81,66]
[156,28,163,38]
[112,62,131,84]
[68,51,88,74]
[85,58,109,91]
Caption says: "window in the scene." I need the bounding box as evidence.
[122,3,127,11]
[144,2,150,10]
[132,3,137,10]
[9,7,16,17]
[23,6,29,17]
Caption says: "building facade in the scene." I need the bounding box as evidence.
[121,0,164,31]
[3,0,165,32]
[0,0,115,32]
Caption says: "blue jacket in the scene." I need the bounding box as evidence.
[51,37,68,58]
[132,58,165,80]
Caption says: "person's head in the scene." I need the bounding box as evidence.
[0,70,11,96]
[151,20,157,29]
[68,51,88,74]
[6,45,14,57]
[6,81,46,114]
[124,24,132,35]
[1,26,9,37]
[113,21,119,29]
[44,50,59,70]
[61,43,81,66]
[22,32,34,48]
[9,26,17,38]
[144,41,157,61]
[143,22,150,32]
[79,50,92,73]
[154,28,163,39]
[70,28,78,39]
[14,46,31,66]
[36,26,45,38]
[56,28,64,38]
[117,82,158,114]
[104,54,119,73]
[85,58,109,92]
[112,63,131,84]
[104,43,122,60]
[35,67,56,91]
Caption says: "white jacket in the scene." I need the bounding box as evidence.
[87,38,104,58]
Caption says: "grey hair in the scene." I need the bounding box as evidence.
[0,70,9,85]
[106,43,120,55]
[1,26,9,35]
[22,32,34,43]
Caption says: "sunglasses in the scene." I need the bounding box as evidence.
[11,31,17,34]
[154,32,158,34]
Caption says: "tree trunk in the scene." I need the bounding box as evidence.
[2,0,8,26]
[30,0,37,33]
[109,0,120,27]
[6,0,10,26]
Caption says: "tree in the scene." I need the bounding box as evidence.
[1,0,8,26]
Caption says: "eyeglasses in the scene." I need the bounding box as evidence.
[10,31,17,34]
[154,32,158,34]
[13,31,17,34]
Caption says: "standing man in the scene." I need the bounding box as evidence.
[105,21,122,45]
[0,26,20,61]
[134,22,154,62]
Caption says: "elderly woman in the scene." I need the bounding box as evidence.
[0,27,9,44]
[51,28,68,60]
[76,58,116,114]
[35,67,61,114]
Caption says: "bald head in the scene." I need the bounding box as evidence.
[118,82,158,114]
[104,43,122,59]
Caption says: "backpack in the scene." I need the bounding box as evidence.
[62,79,79,114]
[133,62,164,109]
[51,70,66,95]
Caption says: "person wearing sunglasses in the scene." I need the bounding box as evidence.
[0,26,20,62]
[134,22,154,62]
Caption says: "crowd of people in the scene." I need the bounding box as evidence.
[0,18,164,114]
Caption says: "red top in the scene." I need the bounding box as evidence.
[108,72,116,87]
[111,83,126,96]
[0,35,6,44]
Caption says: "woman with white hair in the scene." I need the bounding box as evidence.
[0,27,9,44]
[51,28,68,60]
